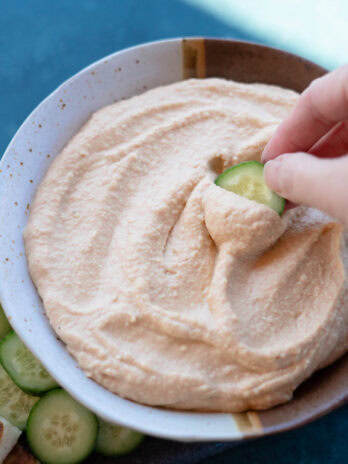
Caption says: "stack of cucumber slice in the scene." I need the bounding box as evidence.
[0,303,144,463]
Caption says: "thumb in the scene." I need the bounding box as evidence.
[264,152,348,226]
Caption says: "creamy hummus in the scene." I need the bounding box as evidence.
[24,78,348,411]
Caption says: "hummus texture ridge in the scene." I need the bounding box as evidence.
[24,78,348,412]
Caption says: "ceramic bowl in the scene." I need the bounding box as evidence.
[0,38,347,442]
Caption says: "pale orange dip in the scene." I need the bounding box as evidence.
[24,78,348,411]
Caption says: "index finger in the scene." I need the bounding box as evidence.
[262,64,348,162]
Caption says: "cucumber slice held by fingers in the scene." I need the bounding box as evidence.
[215,161,285,215]
[0,331,58,396]
[0,304,11,340]
[96,418,145,456]
[26,389,98,464]
[0,363,39,430]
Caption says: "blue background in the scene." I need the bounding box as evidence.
[1,1,347,463]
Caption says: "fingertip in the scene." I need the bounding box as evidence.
[261,151,267,164]
[261,135,283,163]
[262,119,295,163]
[261,143,272,163]
[263,159,281,193]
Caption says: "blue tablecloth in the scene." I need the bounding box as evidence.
[1,1,347,463]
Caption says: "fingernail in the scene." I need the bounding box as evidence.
[261,149,269,164]
[264,159,282,193]
[261,143,272,163]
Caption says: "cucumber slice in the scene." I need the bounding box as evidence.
[0,363,39,430]
[26,389,98,464]
[0,304,11,340]
[215,161,285,215]
[0,331,58,396]
[96,418,144,457]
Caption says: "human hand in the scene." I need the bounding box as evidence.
[262,64,348,226]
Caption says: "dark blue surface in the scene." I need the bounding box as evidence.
[0,0,257,156]
[1,1,347,463]
[203,405,348,464]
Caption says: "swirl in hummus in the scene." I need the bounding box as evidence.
[24,78,348,411]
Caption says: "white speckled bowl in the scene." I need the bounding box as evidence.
[1,38,346,443]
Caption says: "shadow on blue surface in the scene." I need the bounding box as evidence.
[202,404,348,464]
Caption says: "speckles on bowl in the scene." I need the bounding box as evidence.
[58,98,66,110]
